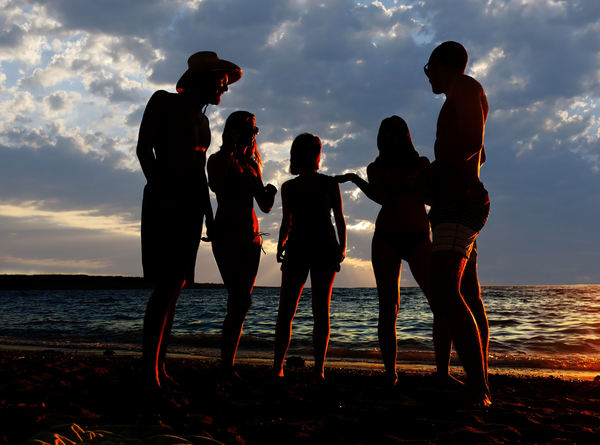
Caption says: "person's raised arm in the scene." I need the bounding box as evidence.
[335,163,386,205]
[331,181,346,263]
[276,182,292,263]
[255,183,277,213]
[250,161,277,213]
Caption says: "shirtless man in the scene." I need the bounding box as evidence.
[137,52,241,390]
[424,41,491,405]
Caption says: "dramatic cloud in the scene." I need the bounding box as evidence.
[1,0,599,285]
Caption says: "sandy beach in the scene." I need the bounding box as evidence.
[1,349,599,444]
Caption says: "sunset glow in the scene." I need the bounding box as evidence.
[0,0,598,285]
[0,202,139,237]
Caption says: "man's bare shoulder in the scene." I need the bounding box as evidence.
[450,75,485,98]
[144,90,176,113]
[149,89,175,101]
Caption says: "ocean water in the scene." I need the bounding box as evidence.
[1,285,599,373]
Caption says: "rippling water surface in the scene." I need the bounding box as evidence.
[1,285,599,371]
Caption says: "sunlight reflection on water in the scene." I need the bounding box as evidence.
[1,285,599,370]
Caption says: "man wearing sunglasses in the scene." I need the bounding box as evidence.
[424,41,491,406]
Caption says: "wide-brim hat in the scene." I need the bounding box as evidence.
[176,51,242,91]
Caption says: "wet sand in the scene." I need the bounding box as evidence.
[2,349,600,444]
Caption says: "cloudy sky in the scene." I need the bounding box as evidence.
[1,0,599,287]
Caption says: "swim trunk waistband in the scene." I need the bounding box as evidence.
[431,222,478,259]
[429,200,490,233]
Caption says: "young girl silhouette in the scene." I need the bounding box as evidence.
[274,133,346,380]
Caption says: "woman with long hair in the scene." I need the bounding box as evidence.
[273,133,346,380]
[337,116,432,385]
[207,111,277,377]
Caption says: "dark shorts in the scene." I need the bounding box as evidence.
[429,199,490,233]
[141,184,204,283]
[281,237,341,273]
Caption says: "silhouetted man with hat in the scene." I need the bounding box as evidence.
[137,51,241,390]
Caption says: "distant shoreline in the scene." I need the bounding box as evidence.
[1,274,596,290]
[0,274,229,290]
[0,274,382,290]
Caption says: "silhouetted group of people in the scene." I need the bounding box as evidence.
[137,42,492,406]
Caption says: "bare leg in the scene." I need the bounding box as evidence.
[432,316,453,383]
[407,239,454,384]
[142,278,185,389]
[461,255,489,386]
[221,245,260,373]
[432,250,490,403]
[158,295,179,384]
[371,234,402,384]
[221,295,252,375]
[310,267,336,379]
[273,265,309,377]
[216,241,261,375]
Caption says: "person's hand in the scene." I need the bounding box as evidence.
[276,244,286,263]
[202,218,214,243]
[338,245,346,263]
[265,184,277,195]
[335,173,358,184]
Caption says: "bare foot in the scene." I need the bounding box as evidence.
[472,391,493,408]
[312,369,325,383]
[383,371,398,386]
[160,366,181,388]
